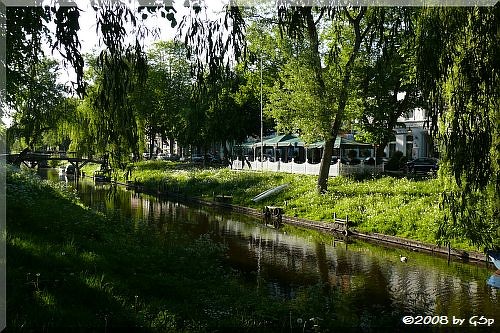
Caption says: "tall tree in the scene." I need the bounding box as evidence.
[272,6,374,193]
[6,57,66,149]
[132,40,192,158]
[416,6,499,249]
[354,8,420,157]
[205,70,261,150]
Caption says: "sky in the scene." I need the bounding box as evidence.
[2,0,228,127]
[52,0,225,84]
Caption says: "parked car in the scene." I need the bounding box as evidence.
[377,157,389,165]
[348,158,361,165]
[406,158,439,174]
[191,154,204,163]
[169,154,180,161]
[156,153,169,160]
[363,157,376,165]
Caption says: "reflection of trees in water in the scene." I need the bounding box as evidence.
[315,242,331,295]
[68,177,500,325]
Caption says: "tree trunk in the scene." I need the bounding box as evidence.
[312,8,369,193]
[317,138,334,192]
[149,128,154,159]
[169,138,174,156]
[303,8,332,193]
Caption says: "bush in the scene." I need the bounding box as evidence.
[386,151,404,171]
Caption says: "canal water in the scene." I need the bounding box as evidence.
[45,170,499,331]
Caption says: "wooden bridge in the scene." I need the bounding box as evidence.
[5,149,107,171]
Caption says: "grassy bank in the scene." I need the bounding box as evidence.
[7,167,292,331]
[8,165,491,331]
[8,166,425,331]
[114,161,475,252]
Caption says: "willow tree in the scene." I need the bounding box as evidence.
[416,6,499,250]
[5,6,70,150]
[5,5,84,102]
[6,58,66,150]
[5,1,177,166]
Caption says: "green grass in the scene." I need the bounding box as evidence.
[7,166,296,330]
[6,165,487,331]
[116,161,476,251]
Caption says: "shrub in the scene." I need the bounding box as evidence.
[386,151,404,171]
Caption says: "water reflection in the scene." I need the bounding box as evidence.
[42,169,500,327]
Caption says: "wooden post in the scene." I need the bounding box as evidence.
[447,243,451,264]
[345,215,349,236]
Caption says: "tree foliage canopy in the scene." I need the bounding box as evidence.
[416,5,499,249]
[4,2,499,249]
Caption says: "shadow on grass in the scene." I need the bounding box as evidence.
[6,172,224,330]
[7,169,301,331]
[7,238,137,329]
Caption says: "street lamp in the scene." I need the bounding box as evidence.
[260,53,264,170]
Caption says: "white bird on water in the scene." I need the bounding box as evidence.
[400,254,408,263]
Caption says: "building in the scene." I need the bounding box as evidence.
[385,108,435,159]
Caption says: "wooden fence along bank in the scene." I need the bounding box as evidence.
[205,198,489,264]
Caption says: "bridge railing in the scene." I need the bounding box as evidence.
[6,150,105,164]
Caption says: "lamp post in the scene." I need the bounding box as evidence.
[260,53,264,171]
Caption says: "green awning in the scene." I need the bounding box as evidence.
[277,135,305,147]
[306,137,373,149]
[240,142,256,148]
[334,136,373,148]
[306,141,325,149]
[241,134,373,150]
[253,134,304,148]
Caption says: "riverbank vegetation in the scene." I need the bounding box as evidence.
[7,167,281,330]
[110,161,478,252]
[10,166,430,331]
[6,5,498,261]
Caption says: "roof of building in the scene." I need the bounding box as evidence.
[241,134,373,149]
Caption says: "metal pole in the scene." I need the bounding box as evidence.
[260,53,264,171]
